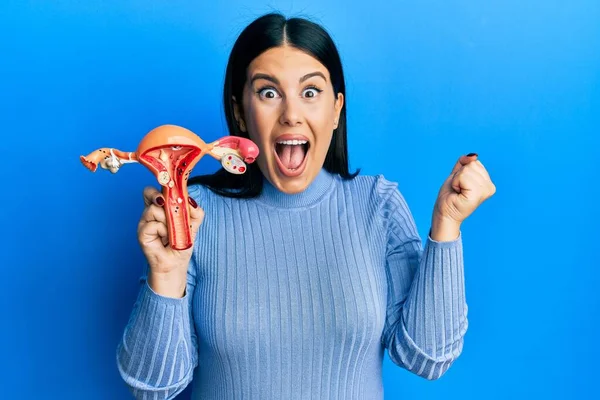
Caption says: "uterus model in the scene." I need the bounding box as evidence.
[80,124,259,250]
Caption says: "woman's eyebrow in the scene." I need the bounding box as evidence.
[250,71,327,85]
[300,71,327,83]
[250,73,279,85]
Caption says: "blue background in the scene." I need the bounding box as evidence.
[2,1,598,399]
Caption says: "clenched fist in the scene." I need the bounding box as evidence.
[431,153,496,241]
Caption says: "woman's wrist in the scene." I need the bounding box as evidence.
[430,213,461,242]
[148,270,187,298]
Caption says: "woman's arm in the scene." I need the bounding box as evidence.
[378,178,468,380]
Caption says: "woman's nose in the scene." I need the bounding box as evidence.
[279,97,302,127]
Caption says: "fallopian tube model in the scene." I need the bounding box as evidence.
[80,124,259,250]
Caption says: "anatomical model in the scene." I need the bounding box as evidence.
[80,124,259,250]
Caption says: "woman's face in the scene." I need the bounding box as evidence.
[236,45,344,194]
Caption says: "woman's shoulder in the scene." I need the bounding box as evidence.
[339,173,404,206]
[186,180,248,210]
[187,182,212,208]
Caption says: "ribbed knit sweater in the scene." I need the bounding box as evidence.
[116,168,468,399]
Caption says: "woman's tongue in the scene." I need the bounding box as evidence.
[277,144,305,170]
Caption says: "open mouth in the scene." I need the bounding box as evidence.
[274,139,310,177]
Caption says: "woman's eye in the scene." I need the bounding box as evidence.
[303,87,322,98]
[258,88,279,99]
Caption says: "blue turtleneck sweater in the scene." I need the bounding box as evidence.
[116,169,467,399]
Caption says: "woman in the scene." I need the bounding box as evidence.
[117,12,495,400]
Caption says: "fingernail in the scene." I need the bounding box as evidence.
[466,152,478,157]
[156,196,165,206]
[188,197,198,208]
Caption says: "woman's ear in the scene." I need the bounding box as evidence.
[334,92,344,129]
[232,96,247,132]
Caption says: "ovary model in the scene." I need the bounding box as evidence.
[80,124,259,250]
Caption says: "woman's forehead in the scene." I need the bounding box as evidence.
[247,46,329,81]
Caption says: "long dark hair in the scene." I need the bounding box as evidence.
[189,12,359,197]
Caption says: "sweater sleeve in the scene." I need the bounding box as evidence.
[116,263,199,399]
[116,185,204,399]
[378,177,468,380]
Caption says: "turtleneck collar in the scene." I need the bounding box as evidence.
[256,168,336,209]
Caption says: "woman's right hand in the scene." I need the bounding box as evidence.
[137,186,205,298]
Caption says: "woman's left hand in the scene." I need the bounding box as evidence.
[431,153,496,239]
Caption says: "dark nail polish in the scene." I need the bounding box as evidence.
[467,152,478,157]
[156,196,165,206]
[188,197,198,208]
